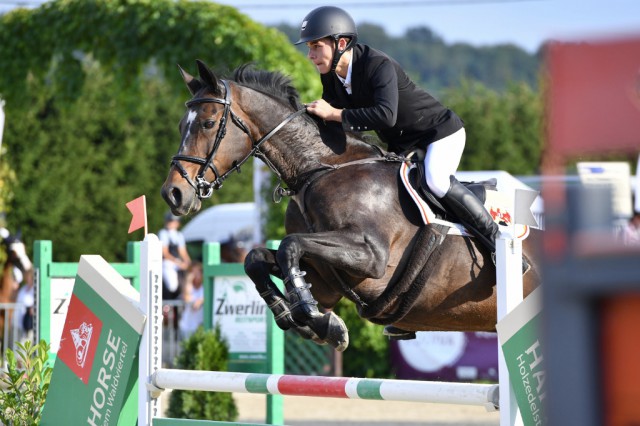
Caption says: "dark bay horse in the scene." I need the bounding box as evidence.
[161,61,541,351]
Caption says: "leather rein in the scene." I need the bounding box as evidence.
[172,79,411,202]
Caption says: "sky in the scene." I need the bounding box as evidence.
[214,0,640,53]
[1,0,639,53]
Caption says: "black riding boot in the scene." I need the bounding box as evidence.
[441,175,499,253]
[441,176,529,273]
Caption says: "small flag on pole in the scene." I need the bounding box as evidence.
[126,195,147,235]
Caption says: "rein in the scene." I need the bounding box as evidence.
[172,79,307,199]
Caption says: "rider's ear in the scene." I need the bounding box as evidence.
[178,64,202,95]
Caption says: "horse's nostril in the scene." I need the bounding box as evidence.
[170,187,182,207]
[161,184,182,209]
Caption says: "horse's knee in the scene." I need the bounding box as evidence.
[276,234,302,267]
[244,247,272,276]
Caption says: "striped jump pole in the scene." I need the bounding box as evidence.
[151,369,499,410]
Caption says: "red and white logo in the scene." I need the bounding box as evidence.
[57,294,103,384]
[490,207,512,226]
[70,322,93,368]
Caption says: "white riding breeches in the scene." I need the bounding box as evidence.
[423,128,466,198]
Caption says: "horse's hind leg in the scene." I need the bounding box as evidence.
[244,247,325,343]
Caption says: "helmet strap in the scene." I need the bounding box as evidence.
[330,36,355,72]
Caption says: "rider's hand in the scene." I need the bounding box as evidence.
[306,99,343,122]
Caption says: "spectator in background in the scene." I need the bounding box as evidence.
[158,212,191,300]
[179,261,204,339]
[621,210,640,246]
[15,269,34,343]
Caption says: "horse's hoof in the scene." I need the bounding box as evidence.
[323,311,349,352]
[293,324,325,343]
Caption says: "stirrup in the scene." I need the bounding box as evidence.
[491,252,530,275]
[383,325,416,341]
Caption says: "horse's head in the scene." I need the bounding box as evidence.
[161,60,257,215]
[0,228,32,273]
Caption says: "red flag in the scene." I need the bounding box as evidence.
[126,195,147,235]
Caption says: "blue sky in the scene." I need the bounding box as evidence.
[1,0,639,53]
[216,0,640,53]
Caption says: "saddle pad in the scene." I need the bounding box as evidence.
[399,162,530,240]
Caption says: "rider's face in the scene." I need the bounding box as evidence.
[306,38,334,74]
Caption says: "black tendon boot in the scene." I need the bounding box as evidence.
[441,176,529,274]
[285,267,349,351]
[286,267,323,322]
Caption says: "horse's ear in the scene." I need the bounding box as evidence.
[178,64,202,95]
[196,59,219,91]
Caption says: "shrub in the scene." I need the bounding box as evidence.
[0,340,52,426]
[166,326,238,421]
[334,300,391,378]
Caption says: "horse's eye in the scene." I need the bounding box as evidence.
[203,120,216,130]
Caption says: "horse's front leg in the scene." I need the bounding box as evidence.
[243,247,325,343]
[276,230,389,352]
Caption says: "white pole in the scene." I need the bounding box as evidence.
[495,184,540,425]
[496,232,524,426]
[138,234,164,426]
[252,157,267,245]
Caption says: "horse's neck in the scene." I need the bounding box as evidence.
[264,122,381,186]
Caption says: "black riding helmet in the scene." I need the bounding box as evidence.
[295,6,358,72]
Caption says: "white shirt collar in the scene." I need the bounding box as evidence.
[336,53,353,95]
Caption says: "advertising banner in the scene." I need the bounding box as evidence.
[496,286,546,426]
[41,255,145,426]
[212,275,267,366]
[391,332,499,381]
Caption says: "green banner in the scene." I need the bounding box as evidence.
[496,286,546,426]
[41,255,145,426]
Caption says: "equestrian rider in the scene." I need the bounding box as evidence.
[287,6,503,320]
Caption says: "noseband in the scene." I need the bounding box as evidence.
[171,80,306,199]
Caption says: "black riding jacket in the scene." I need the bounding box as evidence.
[321,43,463,154]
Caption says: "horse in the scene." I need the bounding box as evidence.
[220,236,250,264]
[161,60,541,351]
[0,229,33,352]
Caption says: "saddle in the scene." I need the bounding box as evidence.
[407,160,497,226]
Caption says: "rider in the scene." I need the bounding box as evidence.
[296,8,501,257]
[289,6,511,337]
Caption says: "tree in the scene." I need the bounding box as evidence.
[0,0,321,261]
[442,80,543,175]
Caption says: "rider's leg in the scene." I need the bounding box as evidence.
[424,129,528,273]
[424,129,499,258]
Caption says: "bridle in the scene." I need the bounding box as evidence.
[171,79,306,199]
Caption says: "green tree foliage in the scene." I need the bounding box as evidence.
[0,0,320,261]
[334,299,390,378]
[442,80,543,175]
[279,22,541,93]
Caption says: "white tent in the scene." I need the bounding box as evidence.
[181,202,257,243]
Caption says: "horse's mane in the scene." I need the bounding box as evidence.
[232,64,305,113]
[228,64,383,150]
